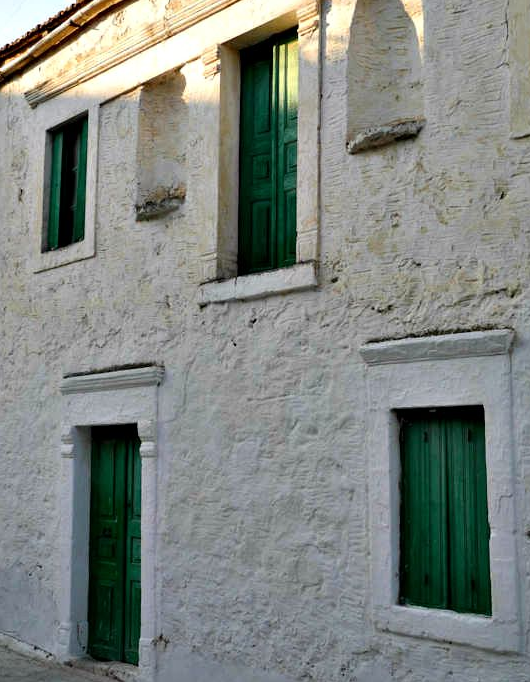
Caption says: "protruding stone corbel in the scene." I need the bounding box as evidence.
[61,427,75,458]
[297,1,320,37]
[202,45,221,79]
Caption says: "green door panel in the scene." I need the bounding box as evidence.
[276,35,298,268]
[239,30,298,274]
[88,426,141,664]
[124,434,142,665]
[399,407,491,616]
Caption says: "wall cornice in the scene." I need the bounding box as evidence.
[359,330,514,366]
[61,365,165,394]
[24,0,242,107]
[0,0,124,85]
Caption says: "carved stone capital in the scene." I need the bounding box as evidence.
[61,427,75,458]
[297,2,320,37]
[138,419,157,458]
[202,45,221,79]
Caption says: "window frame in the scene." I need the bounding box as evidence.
[398,406,492,617]
[46,113,89,252]
[33,100,99,273]
[238,28,299,276]
[360,330,522,653]
[197,2,320,305]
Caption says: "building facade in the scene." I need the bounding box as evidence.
[1,0,530,680]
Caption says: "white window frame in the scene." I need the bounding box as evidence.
[33,97,99,272]
[360,330,522,653]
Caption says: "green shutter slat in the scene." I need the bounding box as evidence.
[238,31,297,274]
[400,415,448,609]
[89,426,141,665]
[47,130,63,250]
[446,413,491,615]
[73,116,88,243]
[399,408,491,617]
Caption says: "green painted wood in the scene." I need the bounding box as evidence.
[239,31,298,274]
[446,412,492,615]
[399,408,491,616]
[276,35,298,268]
[88,426,141,664]
[400,414,448,609]
[46,115,87,251]
[47,130,63,250]
[73,116,88,244]
[124,434,142,665]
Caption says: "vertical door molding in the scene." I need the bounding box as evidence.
[57,366,164,682]
[137,418,159,673]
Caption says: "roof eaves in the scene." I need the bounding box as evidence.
[0,0,128,83]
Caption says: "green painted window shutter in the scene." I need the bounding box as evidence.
[47,115,88,250]
[399,407,492,616]
[239,30,298,275]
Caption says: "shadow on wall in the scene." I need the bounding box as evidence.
[347,0,424,139]
[135,69,188,221]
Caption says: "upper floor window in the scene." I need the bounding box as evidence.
[238,30,298,275]
[45,114,88,251]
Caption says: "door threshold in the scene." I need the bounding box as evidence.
[66,656,139,682]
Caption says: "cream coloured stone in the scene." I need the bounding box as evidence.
[1,0,530,681]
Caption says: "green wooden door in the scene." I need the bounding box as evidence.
[399,408,491,615]
[88,426,141,665]
[239,30,298,274]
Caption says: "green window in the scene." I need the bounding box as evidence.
[399,407,492,616]
[46,115,88,250]
[238,30,298,275]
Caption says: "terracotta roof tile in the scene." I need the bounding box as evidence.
[0,0,93,64]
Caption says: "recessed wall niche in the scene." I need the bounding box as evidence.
[135,70,188,220]
[347,0,424,153]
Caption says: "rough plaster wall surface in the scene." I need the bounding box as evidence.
[1,0,530,680]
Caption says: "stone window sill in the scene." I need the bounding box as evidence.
[376,604,520,653]
[198,261,317,305]
[33,239,95,273]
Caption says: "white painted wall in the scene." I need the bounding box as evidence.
[1,0,530,680]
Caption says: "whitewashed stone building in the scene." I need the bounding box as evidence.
[1,0,530,680]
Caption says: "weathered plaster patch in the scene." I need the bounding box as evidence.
[135,185,186,221]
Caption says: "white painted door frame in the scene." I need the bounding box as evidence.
[56,366,164,682]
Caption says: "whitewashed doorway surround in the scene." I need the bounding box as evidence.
[56,365,164,681]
